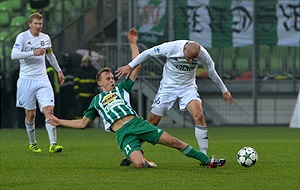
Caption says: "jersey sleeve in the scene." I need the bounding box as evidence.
[11,33,34,59]
[118,78,135,93]
[199,47,228,93]
[83,97,99,120]
[128,48,152,68]
[45,35,61,72]
[46,52,61,72]
[128,42,170,68]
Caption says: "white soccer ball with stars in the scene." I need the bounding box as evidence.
[236,147,258,167]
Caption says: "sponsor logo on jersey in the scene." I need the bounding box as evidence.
[102,92,126,112]
[14,43,20,48]
[25,47,39,52]
[104,99,124,112]
[102,93,117,105]
[174,64,197,71]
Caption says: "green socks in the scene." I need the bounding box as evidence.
[181,145,210,165]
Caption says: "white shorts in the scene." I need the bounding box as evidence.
[151,86,202,116]
[16,78,54,112]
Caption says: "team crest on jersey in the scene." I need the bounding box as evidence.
[102,93,117,105]
[41,41,45,46]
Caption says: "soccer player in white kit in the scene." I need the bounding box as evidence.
[11,13,65,153]
[116,40,233,158]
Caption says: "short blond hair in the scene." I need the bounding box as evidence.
[29,12,43,23]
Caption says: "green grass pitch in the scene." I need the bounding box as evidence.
[1,126,299,189]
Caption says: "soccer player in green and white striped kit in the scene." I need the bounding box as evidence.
[48,27,226,169]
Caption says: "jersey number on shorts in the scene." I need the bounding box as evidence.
[124,144,131,155]
[154,97,160,105]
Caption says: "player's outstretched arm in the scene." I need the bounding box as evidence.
[116,30,153,79]
[116,27,141,80]
[48,115,92,129]
[127,27,141,82]
[116,65,133,79]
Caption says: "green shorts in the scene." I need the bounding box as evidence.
[115,117,164,158]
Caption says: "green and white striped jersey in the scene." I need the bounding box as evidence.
[83,78,138,132]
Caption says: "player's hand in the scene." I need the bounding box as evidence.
[127,27,138,44]
[33,48,45,56]
[58,71,65,84]
[116,65,133,79]
[223,91,233,105]
[48,115,60,126]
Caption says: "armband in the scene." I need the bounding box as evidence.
[45,48,53,54]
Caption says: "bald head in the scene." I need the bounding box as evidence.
[184,41,200,62]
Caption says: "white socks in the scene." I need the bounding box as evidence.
[25,119,57,145]
[195,125,208,155]
[45,120,57,145]
[25,120,36,144]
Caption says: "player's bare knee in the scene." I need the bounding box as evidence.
[26,112,36,121]
[42,106,54,115]
[133,160,146,168]
[147,118,157,125]
[147,115,161,126]
[28,114,36,120]
[193,113,205,123]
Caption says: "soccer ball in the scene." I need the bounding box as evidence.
[237,147,258,167]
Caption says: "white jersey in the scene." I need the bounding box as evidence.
[11,30,61,80]
[128,40,228,93]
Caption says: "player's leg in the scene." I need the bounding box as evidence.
[120,149,144,166]
[186,100,208,154]
[38,81,63,153]
[25,109,42,152]
[186,99,227,167]
[129,150,145,168]
[148,88,175,125]
[25,109,36,143]
[121,112,162,166]
[157,131,225,168]
[147,112,162,126]
[121,90,171,166]
[128,150,157,168]
[157,131,210,165]
[179,87,208,154]
[134,117,225,168]
[43,106,63,153]
[118,130,157,168]
[16,78,41,152]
